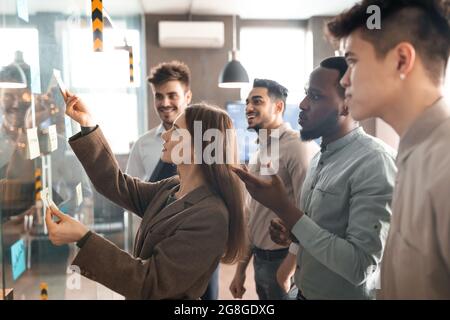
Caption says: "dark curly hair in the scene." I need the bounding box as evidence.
[147,60,191,89]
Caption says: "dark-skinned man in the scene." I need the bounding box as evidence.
[233,57,397,300]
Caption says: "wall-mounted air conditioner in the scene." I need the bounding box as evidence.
[158,21,225,48]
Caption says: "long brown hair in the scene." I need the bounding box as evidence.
[184,103,246,264]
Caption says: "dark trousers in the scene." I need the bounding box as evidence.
[201,265,220,300]
[252,247,290,300]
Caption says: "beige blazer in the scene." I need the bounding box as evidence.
[68,127,229,299]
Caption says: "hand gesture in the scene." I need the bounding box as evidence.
[64,91,95,127]
[269,218,292,246]
[45,204,89,246]
[231,165,291,214]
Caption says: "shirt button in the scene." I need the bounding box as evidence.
[319,161,324,165]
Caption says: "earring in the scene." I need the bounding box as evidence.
[342,106,349,116]
[400,73,406,80]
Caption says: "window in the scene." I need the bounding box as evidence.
[62,27,142,154]
[0,28,40,92]
[240,26,308,103]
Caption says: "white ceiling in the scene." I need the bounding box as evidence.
[141,0,359,20]
[0,0,359,19]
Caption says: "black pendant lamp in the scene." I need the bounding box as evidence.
[0,62,27,89]
[218,15,249,88]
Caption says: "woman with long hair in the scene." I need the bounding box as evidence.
[45,93,246,299]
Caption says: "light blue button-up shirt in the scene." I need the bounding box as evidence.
[292,127,397,299]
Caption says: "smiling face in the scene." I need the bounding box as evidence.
[0,88,31,128]
[245,87,282,131]
[153,80,192,129]
[299,67,345,141]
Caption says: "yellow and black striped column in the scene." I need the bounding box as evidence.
[34,168,42,201]
[116,45,134,83]
[40,282,48,300]
[128,46,134,83]
[91,0,103,52]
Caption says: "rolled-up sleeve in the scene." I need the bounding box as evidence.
[291,152,396,286]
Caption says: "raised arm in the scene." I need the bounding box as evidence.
[64,92,171,217]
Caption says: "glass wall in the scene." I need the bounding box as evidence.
[1,0,146,299]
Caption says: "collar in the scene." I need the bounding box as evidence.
[320,126,364,155]
[257,122,292,145]
[155,123,165,137]
[168,183,215,206]
[397,97,450,165]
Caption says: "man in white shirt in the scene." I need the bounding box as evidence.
[126,61,192,180]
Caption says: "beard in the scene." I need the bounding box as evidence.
[247,123,262,133]
[300,110,340,141]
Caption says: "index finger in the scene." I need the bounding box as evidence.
[45,208,56,230]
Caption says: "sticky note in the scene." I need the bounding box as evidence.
[40,187,49,207]
[75,183,82,206]
[53,69,67,98]
[48,124,58,152]
[11,239,26,281]
[16,0,29,23]
[26,127,40,159]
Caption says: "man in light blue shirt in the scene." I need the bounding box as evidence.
[234,57,397,299]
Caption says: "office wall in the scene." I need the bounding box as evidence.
[307,16,335,68]
[144,14,400,150]
[144,14,241,130]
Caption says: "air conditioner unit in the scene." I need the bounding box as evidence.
[158,21,225,48]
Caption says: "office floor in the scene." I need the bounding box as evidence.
[10,263,258,300]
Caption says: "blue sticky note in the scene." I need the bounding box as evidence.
[16,0,29,23]
[11,239,26,281]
